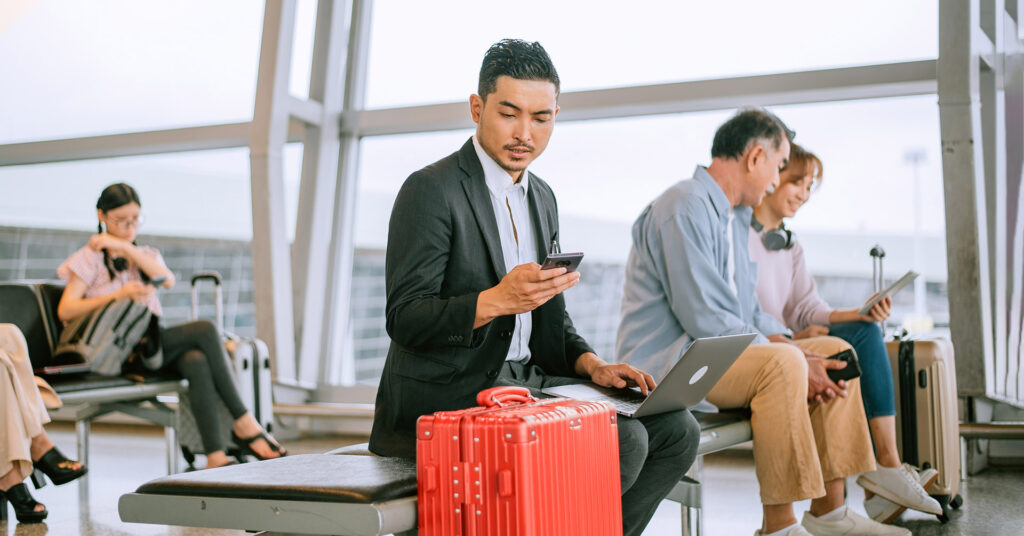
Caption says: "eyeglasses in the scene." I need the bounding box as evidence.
[108,215,145,228]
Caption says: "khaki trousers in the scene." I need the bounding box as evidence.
[0,324,50,481]
[706,336,875,505]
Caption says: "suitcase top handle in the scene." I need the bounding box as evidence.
[477,386,535,408]
[191,272,222,286]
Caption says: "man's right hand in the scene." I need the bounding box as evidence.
[806,357,848,405]
[475,263,580,328]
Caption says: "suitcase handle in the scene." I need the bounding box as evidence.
[190,271,224,333]
[190,272,222,287]
[477,386,534,408]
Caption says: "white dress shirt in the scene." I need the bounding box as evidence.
[472,135,537,362]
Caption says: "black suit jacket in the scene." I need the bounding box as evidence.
[368,138,595,458]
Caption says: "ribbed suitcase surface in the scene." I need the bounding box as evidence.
[417,386,622,536]
[886,338,961,500]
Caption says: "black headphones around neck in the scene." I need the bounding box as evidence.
[750,216,795,251]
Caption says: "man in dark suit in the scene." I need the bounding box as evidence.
[369,39,699,535]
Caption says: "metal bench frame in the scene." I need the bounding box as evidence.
[1,280,187,474]
[59,380,186,474]
[119,416,752,536]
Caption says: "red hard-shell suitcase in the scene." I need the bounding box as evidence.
[417,386,622,536]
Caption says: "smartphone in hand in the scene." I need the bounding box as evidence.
[148,275,169,287]
[825,349,862,383]
[541,252,584,273]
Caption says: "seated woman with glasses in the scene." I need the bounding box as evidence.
[55,183,286,469]
[2,323,87,524]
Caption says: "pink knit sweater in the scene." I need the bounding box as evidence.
[747,230,832,332]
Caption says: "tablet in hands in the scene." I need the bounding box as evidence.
[859,270,918,315]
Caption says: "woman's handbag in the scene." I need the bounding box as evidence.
[54,297,158,376]
[128,313,164,372]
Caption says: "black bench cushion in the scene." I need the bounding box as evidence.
[51,374,137,393]
[0,283,55,370]
[326,443,375,456]
[36,283,66,339]
[136,454,417,504]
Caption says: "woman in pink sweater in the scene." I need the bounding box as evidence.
[748,144,941,523]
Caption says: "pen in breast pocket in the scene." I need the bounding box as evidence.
[550,234,560,254]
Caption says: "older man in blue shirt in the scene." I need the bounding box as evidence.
[617,109,907,536]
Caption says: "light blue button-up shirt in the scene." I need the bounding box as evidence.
[472,135,537,363]
[616,166,790,382]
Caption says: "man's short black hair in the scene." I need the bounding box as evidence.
[711,108,796,160]
[478,39,560,100]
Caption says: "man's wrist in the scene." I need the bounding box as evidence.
[474,288,502,328]
[575,352,603,377]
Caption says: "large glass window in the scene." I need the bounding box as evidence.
[348,95,946,383]
[356,95,944,269]
[0,145,304,240]
[366,0,937,109]
[0,0,263,143]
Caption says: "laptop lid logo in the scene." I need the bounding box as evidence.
[689,366,709,385]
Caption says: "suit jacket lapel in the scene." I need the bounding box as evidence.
[457,139,507,279]
[527,175,553,262]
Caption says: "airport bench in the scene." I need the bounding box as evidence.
[0,281,186,474]
[119,411,752,536]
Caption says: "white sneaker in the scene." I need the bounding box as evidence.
[864,464,941,523]
[754,525,815,536]
[857,463,943,515]
[801,507,911,535]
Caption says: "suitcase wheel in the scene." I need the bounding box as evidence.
[932,494,956,523]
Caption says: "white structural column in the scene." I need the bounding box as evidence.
[292,0,351,387]
[939,0,1024,406]
[321,0,373,385]
[250,0,299,382]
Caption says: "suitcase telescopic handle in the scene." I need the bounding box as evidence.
[190,271,224,332]
[478,386,534,408]
[191,272,222,286]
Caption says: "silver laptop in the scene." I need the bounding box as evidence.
[542,334,756,418]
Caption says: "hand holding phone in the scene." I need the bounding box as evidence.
[825,349,862,383]
[540,252,584,273]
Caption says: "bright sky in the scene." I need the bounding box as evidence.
[0,0,943,272]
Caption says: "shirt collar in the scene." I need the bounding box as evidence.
[694,165,731,224]
[473,135,530,197]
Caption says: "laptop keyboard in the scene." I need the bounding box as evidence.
[588,390,648,414]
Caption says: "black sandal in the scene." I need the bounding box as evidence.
[32,447,88,487]
[0,483,48,523]
[231,430,287,460]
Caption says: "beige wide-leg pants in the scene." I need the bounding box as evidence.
[706,336,875,505]
[0,324,50,481]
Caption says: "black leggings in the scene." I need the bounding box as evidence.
[159,320,248,453]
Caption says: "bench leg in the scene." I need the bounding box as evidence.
[680,456,704,536]
[76,419,90,468]
[681,503,701,536]
[165,423,178,474]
